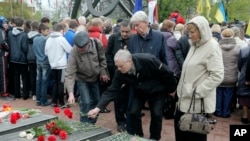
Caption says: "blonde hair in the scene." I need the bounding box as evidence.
[174,23,184,34]
[89,18,103,27]
[211,24,221,33]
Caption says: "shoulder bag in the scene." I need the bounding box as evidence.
[179,90,213,134]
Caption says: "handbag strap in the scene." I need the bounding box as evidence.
[187,88,205,114]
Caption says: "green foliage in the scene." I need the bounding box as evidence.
[0,1,35,20]
[53,119,74,134]
[32,127,46,137]
[157,0,197,22]
[156,0,250,23]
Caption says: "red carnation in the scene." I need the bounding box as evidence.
[10,116,17,124]
[59,130,68,140]
[54,107,60,114]
[10,113,18,124]
[67,111,73,119]
[48,135,57,141]
[52,127,61,135]
[63,108,71,116]
[15,112,21,120]
[37,135,45,141]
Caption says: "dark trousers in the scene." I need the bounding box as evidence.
[114,85,129,126]
[128,92,165,140]
[12,62,28,98]
[52,69,64,105]
[174,109,207,141]
[215,87,235,117]
[0,55,8,94]
[28,63,36,95]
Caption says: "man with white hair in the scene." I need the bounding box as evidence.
[88,49,176,140]
[128,11,167,64]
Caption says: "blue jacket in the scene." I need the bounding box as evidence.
[64,29,75,46]
[33,34,49,64]
[127,28,168,65]
[8,27,28,64]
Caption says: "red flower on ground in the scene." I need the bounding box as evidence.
[63,108,71,116]
[59,130,68,140]
[37,135,45,141]
[63,108,73,119]
[67,111,73,119]
[54,107,60,114]
[48,135,57,141]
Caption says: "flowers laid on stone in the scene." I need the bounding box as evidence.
[0,104,41,124]
[17,106,99,140]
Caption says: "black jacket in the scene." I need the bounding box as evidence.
[106,32,129,77]
[175,35,190,69]
[246,48,250,81]
[8,27,28,64]
[97,53,177,109]
[127,28,168,65]
[27,31,39,63]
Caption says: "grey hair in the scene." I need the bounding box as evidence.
[114,49,132,62]
[130,11,149,23]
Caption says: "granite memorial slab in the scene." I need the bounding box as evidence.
[0,124,112,141]
[0,114,57,136]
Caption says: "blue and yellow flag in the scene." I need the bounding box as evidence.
[215,1,228,23]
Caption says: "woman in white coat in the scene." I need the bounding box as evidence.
[174,16,224,141]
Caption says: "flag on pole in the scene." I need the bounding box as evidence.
[215,1,228,23]
[148,0,158,24]
[196,0,203,14]
[134,0,142,13]
[246,20,250,36]
[206,0,211,20]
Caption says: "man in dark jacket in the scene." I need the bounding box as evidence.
[8,17,29,99]
[105,19,133,132]
[87,50,177,140]
[128,11,168,64]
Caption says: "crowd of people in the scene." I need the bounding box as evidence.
[0,9,250,141]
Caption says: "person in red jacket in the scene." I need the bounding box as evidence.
[87,18,108,49]
[168,10,185,25]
